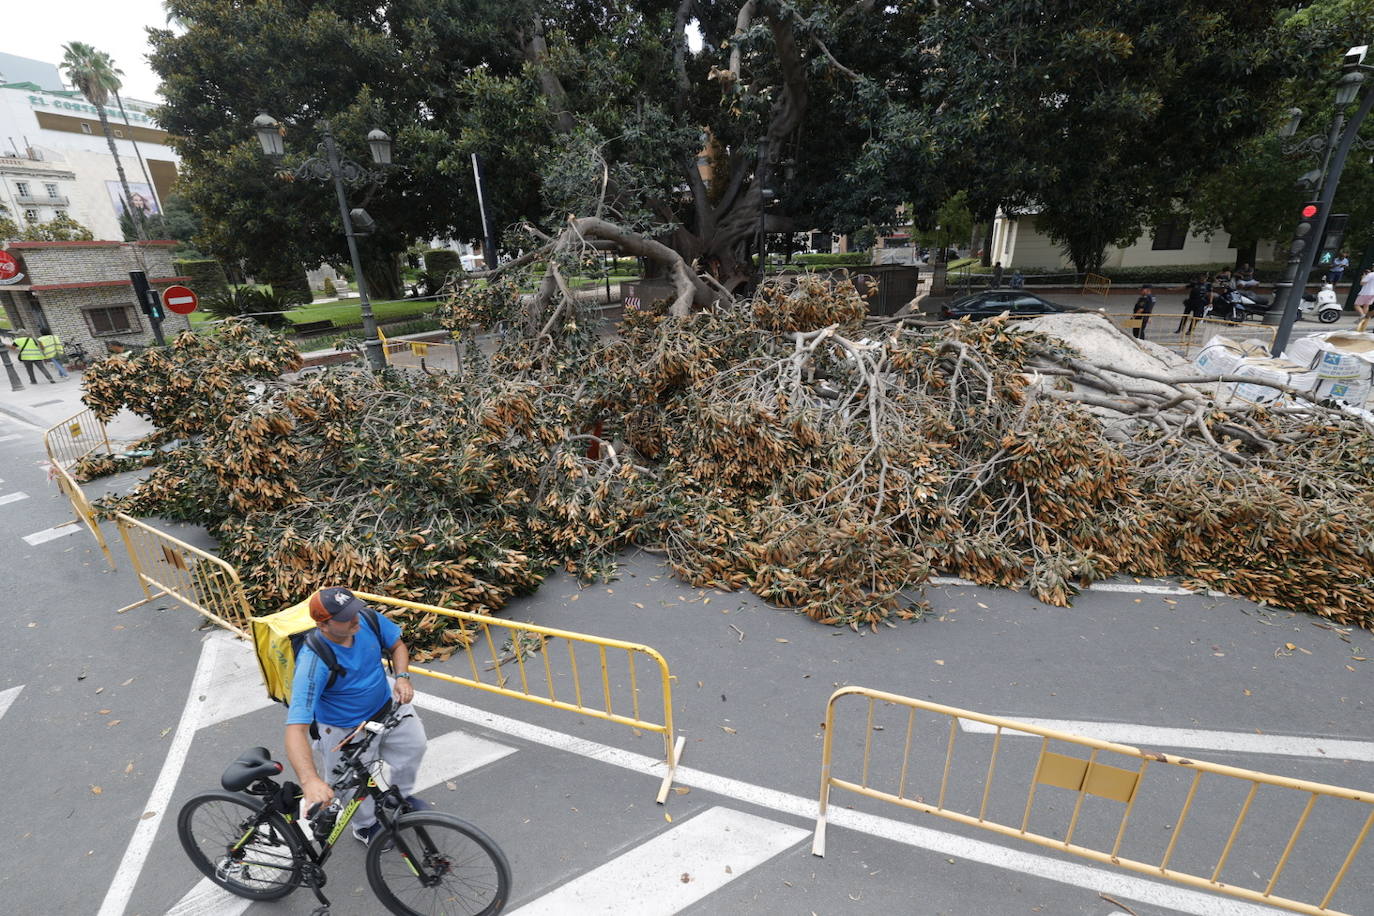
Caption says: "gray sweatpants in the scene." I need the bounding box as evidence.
[314,699,427,830]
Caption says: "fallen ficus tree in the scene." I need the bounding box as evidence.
[79,275,1374,657]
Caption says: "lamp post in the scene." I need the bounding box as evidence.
[1268,47,1374,355]
[0,342,22,392]
[253,114,393,370]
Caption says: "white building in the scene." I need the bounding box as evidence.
[990,208,1270,270]
[0,59,179,241]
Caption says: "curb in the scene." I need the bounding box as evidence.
[0,398,48,429]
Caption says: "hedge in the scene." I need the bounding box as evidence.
[173,259,230,298]
[792,252,872,267]
[424,249,463,276]
[257,262,314,303]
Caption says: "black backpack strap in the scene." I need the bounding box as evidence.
[359,607,392,671]
[304,629,344,691]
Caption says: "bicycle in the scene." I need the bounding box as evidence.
[176,710,511,915]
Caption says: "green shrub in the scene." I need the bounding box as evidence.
[424,249,463,276]
[174,259,230,298]
[202,286,304,328]
[322,277,338,297]
[256,262,314,303]
[792,252,872,267]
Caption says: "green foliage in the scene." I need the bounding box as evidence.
[18,213,95,241]
[202,286,304,328]
[174,258,230,298]
[256,262,313,304]
[322,277,337,297]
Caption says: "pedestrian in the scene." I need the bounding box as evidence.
[285,587,428,847]
[1356,267,1374,332]
[1009,270,1024,289]
[1131,285,1156,339]
[1178,274,1210,334]
[1235,264,1259,289]
[9,330,55,384]
[991,261,1004,288]
[1329,252,1350,286]
[37,326,69,379]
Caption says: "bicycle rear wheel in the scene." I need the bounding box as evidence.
[177,790,304,900]
[366,811,511,915]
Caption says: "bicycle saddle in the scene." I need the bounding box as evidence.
[221,746,284,792]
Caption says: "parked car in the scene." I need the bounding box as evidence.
[940,290,1081,320]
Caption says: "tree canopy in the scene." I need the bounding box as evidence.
[149,0,1374,283]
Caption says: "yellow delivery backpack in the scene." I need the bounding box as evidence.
[252,597,383,704]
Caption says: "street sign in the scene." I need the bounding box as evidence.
[0,250,24,285]
[162,285,198,315]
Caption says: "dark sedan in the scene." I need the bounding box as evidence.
[940,290,1080,320]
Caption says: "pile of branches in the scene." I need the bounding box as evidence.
[82,276,1374,657]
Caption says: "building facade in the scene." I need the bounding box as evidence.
[990,210,1273,271]
[0,71,179,241]
[0,241,194,355]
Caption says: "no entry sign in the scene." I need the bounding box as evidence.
[161,284,199,315]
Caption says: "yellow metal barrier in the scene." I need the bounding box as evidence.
[113,512,253,638]
[43,408,112,469]
[1083,272,1112,302]
[352,591,684,803]
[1104,312,1277,358]
[814,687,1373,915]
[50,462,116,569]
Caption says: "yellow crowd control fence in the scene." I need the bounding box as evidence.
[352,591,683,803]
[43,408,112,469]
[1105,312,1278,358]
[50,462,116,569]
[814,687,1373,915]
[1083,272,1112,302]
[113,512,254,638]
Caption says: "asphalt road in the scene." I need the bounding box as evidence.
[1,409,1372,916]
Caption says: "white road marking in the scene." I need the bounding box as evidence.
[0,491,29,507]
[165,728,518,916]
[99,633,223,916]
[511,807,807,915]
[958,717,1374,761]
[21,522,81,545]
[196,638,276,730]
[0,685,22,721]
[929,575,1196,596]
[0,433,20,443]
[410,693,1285,916]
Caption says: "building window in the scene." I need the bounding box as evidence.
[1151,219,1189,251]
[80,123,92,134]
[83,306,138,336]
[15,181,29,196]
[54,210,68,219]
[23,209,38,222]
[45,183,60,198]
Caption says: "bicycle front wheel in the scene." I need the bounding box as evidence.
[177,790,304,900]
[367,811,511,915]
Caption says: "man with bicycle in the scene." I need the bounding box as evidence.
[285,587,428,846]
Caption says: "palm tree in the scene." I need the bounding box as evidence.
[59,42,147,241]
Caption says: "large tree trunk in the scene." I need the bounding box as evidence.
[96,104,146,242]
[363,254,403,302]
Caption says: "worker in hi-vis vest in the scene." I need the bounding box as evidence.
[36,327,69,378]
[8,331,55,384]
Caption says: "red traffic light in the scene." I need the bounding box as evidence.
[1301,203,1319,219]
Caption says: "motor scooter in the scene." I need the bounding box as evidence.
[1298,283,1343,324]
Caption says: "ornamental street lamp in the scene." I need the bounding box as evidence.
[253,113,394,370]
[1268,47,1374,355]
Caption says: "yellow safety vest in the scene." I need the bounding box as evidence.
[37,334,63,359]
[13,336,45,361]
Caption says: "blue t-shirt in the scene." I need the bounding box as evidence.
[285,614,401,728]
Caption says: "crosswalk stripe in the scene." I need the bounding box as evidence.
[22,522,82,546]
[0,685,21,721]
[509,807,807,915]
[0,492,29,507]
[0,434,19,443]
[165,728,516,916]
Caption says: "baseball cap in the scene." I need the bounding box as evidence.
[309,586,365,623]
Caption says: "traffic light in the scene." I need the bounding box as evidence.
[1291,201,1321,258]
[1317,213,1348,267]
